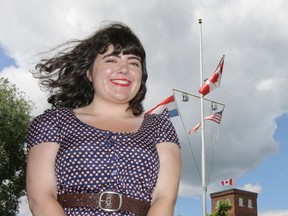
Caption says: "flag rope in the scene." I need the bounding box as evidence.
[207,109,222,186]
[172,91,202,181]
[172,88,226,184]
[207,79,225,185]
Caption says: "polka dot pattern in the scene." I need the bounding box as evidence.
[27,108,180,215]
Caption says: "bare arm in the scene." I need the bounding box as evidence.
[148,142,181,216]
[26,142,66,216]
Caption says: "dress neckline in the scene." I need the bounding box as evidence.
[67,108,147,134]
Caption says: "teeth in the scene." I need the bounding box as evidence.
[112,80,129,84]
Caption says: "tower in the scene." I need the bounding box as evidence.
[210,188,258,216]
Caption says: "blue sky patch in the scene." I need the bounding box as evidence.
[0,45,16,70]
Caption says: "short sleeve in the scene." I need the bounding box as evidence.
[27,108,62,151]
[154,109,180,147]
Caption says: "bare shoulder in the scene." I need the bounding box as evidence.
[156,142,181,153]
[156,142,181,167]
[27,142,60,163]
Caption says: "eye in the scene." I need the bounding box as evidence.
[105,58,116,63]
[130,61,140,67]
[104,56,118,63]
[128,57,141,68]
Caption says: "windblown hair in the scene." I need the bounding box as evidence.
[33,22,147,116]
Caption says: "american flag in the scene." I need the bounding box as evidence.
[188,109,224,134]
[204,109,223,124]
[189,123,201,134]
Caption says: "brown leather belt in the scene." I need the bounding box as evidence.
[57,191,150,216]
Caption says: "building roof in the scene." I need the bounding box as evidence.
[210,188,258,198]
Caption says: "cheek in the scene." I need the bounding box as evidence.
[135,76,143,92]
[134,70,142,81]
[90,66,109,82]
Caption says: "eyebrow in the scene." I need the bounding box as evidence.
[127,56,141,62]
[102,53,118,59]
[102,53,141,62]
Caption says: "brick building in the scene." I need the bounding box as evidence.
[210,188,258,216]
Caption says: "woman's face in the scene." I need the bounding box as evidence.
[87,45,142,105]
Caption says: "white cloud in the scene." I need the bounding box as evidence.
[18,196,31,216]
[0,66,49,116]
[240,183,262,193]
[256,79,278,92]
[259,209,288,216]
[178,181,202,197]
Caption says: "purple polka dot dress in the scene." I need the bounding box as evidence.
[27,108,180,215]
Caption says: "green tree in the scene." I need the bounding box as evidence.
[0,77,33,216]
[210,200,232,216]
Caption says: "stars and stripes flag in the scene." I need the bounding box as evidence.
[188,122,201,134]
[221,178,234,186]
[188,109,224,134]
[204,109,223,124]
[199,55,225,96]
[147,95,179,118]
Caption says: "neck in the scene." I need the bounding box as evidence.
[84,98,133,117]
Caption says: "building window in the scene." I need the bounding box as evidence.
[248,199,253,208]
[226,198,231,205]
[216,198,231,209]
[239,197,244,206]
[216,200,219,209]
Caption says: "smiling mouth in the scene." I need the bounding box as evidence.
[110,79,131,86]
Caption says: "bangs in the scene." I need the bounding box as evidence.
[113,43,144,59]
[99,28,145,61]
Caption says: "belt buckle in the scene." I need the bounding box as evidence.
[99,191,122,212]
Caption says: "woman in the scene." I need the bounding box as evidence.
[26,22,181,216]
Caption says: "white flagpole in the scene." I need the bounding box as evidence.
[199,18,207,216]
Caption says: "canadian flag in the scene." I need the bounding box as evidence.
[199,55,225,96]
[221,178,233,186]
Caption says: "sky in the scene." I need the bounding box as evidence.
[1,0,288,215]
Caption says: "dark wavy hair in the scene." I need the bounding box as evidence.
[33,22,147,116]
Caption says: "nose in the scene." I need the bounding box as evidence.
[118,61,128,74]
